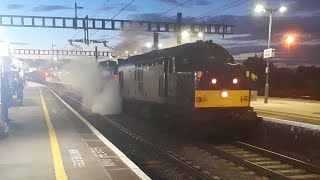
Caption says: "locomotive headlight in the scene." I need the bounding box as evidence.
[211,78,217,84]
[232,78,238,84]
[221,91,228,98]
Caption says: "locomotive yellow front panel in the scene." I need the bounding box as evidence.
[194,90,250,108]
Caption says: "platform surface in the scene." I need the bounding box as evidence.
[0,82,149,180]
[251,97,320,126]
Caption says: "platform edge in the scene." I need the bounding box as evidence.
[47,87,151,180]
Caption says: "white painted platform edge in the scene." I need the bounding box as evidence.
[48,87,151,180]
[262,116,320,131]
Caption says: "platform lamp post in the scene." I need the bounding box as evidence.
[255,5,287,103]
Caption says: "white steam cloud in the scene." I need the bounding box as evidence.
[113,23,147,56]
[60,59,121,115]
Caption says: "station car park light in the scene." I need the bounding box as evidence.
[211,78,217,84]
[286,35,294,45]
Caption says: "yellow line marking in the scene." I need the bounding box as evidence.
[40,88,68,180]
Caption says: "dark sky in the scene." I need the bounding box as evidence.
[1,0,319,65]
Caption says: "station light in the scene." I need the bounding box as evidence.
[254,4,287,104]
[279,6,287,13]
[211,78,217,84]
[255,5,265,13]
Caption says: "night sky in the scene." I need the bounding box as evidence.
[1,0,319,65]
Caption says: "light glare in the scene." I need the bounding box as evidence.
[255,5,265,13]
[279,6,287,13]
[211,78,217,84]
[158,43,163,48]
[181,31,189,38]
[222,91,228,98]
[286,36,294,45]
[145,42,152,48]
[198,32,204,38]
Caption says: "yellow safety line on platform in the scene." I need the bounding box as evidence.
[40,88,68,180]
[256,109,320,121]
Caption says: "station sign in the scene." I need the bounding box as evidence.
[263,48,275,59]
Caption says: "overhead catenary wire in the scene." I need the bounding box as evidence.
[194,0,250,20]
[89,0,137,38]
[158,0,190,17]
[103,0,190,42]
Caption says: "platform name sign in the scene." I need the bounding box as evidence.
[263,48,275,59]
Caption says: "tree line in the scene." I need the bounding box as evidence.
[243,55,320,100]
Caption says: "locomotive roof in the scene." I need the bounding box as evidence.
[120,41,235,65]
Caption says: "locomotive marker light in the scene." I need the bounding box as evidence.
[222,91,228,98]
[232,78,238,84]
[255,4,287,104]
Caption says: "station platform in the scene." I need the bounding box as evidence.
[251,97,320,126]
[0,82,149,180]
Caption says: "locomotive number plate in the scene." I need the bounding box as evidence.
[240,96,249,102]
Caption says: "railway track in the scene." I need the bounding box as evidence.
[208,141,320,180]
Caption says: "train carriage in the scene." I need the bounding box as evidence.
[118,40,257,121]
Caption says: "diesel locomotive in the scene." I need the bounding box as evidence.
[118,41,257,121]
